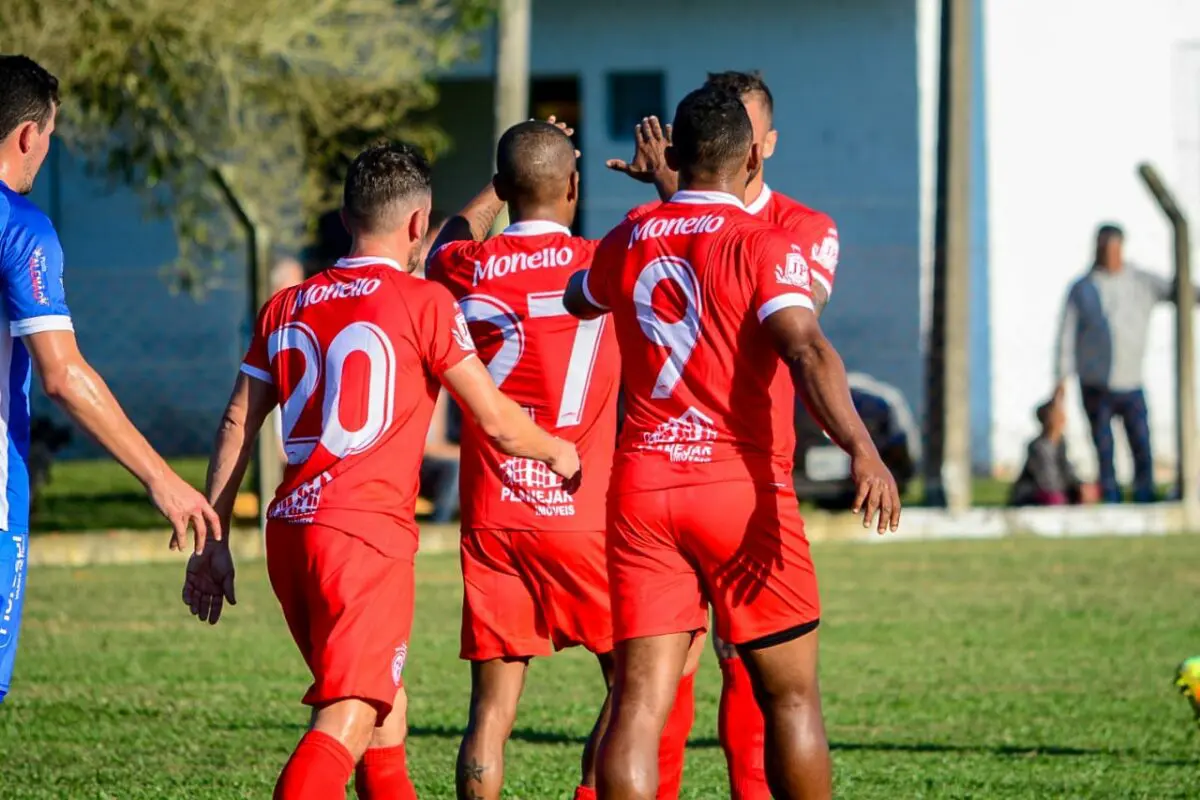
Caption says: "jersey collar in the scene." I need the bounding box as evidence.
[744,183,772,216]
[334,256,405,272]
[501,220,573,237]
[669,190,745,209]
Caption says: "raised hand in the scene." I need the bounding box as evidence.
[606,116,673,183]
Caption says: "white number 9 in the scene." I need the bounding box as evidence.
[633,256,702,399]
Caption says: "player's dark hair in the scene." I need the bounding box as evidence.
[704,70,774,121]
[670,87,753,180]
[495,121,576,203]
[0,56,60,141]
[342,141,431,234]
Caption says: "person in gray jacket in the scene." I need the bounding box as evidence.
[1055,223,1199,503]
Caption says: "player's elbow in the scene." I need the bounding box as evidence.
[38,362,76,404]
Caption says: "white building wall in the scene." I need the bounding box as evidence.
[985,0,1200,479]
[457,0,932,411]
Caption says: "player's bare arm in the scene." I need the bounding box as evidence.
[24,329,221,553]
[441,355,581,486]
[563,269,607,320]
[429,116,578,261]
[182,371,276,625]
[811,283,830,317]
[606,116,678,201]
[762,307,901,533]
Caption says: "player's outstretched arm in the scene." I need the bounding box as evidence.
[762,307,901,533]
[182,371,275,625]
[441,356,581,487]
[24,330,221,552]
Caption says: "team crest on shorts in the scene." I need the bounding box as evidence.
[391,642,408,686]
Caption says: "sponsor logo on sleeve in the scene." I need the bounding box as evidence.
[774,246,811,289]
[28,247,50,306]
[451,310,477,353]
[811,231,839,273]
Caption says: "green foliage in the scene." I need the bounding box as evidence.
[1,0,494,290]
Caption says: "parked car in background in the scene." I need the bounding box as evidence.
[793,372,920,509]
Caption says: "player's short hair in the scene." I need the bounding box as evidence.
[0,56,60,141]
[704,70,774,122]
[342,141,431,234]
[495,121,577,203]
[670,87,753,179]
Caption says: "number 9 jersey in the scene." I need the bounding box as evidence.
[427,221,619,533]
[584,190,815,495]
[241,256,477,557]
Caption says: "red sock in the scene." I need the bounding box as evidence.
[655,672,695,800]
[354,744,417,800]
[274,730,356,800]
[719,656,770,800]
[573,787,597,800]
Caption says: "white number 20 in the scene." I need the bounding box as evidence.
[459,290,605,428]
[270,321,396,464]
[633,257,703,398]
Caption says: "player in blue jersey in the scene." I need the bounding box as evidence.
[0,55,219,702]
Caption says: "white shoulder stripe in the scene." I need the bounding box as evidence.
[239,363,274,384]
[757,293,814,323]
[11,315,73,337]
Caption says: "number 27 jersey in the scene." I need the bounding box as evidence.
[428,221,619,532]
[241,257,477,555]
[584,191,815,493]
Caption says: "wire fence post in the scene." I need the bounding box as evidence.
[491,0,531,234]
[1138,163,1198,527]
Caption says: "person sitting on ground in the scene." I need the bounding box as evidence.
[1010,388,1096,507]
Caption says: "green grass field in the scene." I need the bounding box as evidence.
[1,535,1196,798]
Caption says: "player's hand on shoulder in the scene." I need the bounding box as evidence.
[606,116,672,183]
[849,450,901,534]
[182,540,237,625]
[150,470,223,555]
[548,437,583,494]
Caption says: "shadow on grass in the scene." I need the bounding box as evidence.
[404,725,1194,766]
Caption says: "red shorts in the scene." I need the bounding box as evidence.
[460,529,613,660]
[266,522,413,715]
[607,481,819,646]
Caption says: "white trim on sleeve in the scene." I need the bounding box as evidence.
[239,363,274,384]
[11,315,73,337]
[756,293,814,323]
[580,272,609,310]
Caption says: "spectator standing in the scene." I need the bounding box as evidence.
[1055,224,1200,503]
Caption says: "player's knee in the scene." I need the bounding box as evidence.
[313,698,380,758]
[468,696,520,741]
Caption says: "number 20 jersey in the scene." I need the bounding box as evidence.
[241,257,477,556]
[583,191,815,494]
[428,221,619,532]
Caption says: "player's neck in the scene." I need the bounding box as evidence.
[745,174,767,206]
[508,203,572,230]
[678,178,746,203]
[347,237,414,270]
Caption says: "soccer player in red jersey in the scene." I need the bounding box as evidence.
[184,142,581,800]
[426,119,619,800]
[607,71,842,799]
[567,88,900,799]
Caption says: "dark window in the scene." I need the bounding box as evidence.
[607,71,664,141]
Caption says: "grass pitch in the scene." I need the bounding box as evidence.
[0,535,1196,798]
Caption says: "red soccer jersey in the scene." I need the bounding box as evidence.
[584,190,815,493]
[241,256,477,556]
[629,183,840,297]
[428,221,619,531]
